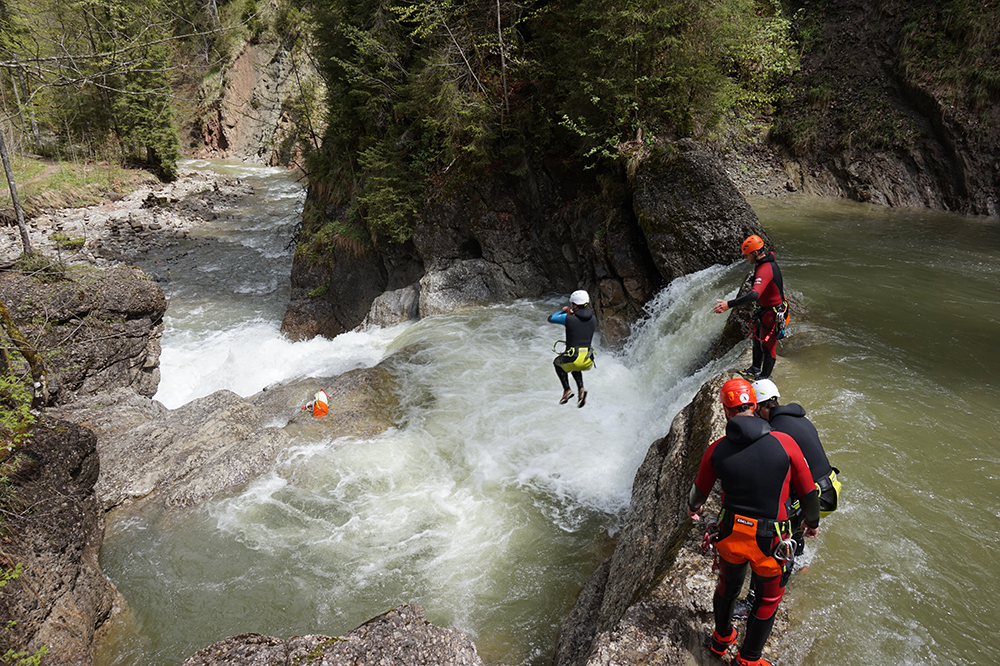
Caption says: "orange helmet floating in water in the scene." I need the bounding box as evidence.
[720,378,756,408]
[741,235,764,255]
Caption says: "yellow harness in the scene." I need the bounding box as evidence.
[817,467,842,518]
[557,345,595,372]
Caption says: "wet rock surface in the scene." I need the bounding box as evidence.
[0,419,120,666]
[181,604,489,666]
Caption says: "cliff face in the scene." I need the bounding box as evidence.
[282,140,769,347]
[0,266,166,404]
[186,40,324,167]
[0,419,118,666]
[774,0,999,217]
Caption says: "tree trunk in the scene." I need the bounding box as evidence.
[14,64,42,148]
[0,125,32,255]
[0,298,48,408]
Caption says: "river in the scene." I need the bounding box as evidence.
[96,161,1000,666]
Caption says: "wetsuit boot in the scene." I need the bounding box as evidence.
[710,587,741,654]
[759,354,775,380]
[741,342,763,379]
[556,364,573,403]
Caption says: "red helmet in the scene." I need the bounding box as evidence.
[720,378,756,408]
[741,235,764,255]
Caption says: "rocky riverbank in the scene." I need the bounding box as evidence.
[0,167,258,267]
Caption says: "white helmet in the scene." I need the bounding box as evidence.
[570,289,590,306]
[751,378,780,402]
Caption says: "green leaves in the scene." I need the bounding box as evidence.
[538,0,797,164]
[297,0,799,244]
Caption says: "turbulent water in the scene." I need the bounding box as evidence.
[97,162,1000,666]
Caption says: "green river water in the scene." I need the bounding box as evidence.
[752,196,1000,666]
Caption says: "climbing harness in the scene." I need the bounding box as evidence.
[750,300,789,343]
[713,508,794,579]
[552,340,595,372]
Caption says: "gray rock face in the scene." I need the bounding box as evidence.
[181,604,486,666]
[52,366,400,515]
[363,284,420,328]
[53,387,290,512]
[417,258,516,316]
[633,139,770,281]
[0,265,166,403]
[553,374,729,666]
[0,419,120,666]
[285,140,762,348]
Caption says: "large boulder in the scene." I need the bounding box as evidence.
[0,419,120,666]
[52,366,400,515]
[182,604,485,666]
[284,140,765,348]
[632,139,770,280]
[0,265,165,403]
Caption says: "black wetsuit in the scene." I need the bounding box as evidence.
[768,403,832,482]
[548,306,596,392]
[769,403,837,551]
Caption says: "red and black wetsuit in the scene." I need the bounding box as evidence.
[727,252,784,378]
[688,414,818,662]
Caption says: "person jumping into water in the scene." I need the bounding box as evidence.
[713,234,787,380]
[548,289,596,408]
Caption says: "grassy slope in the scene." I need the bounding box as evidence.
[0,158,160,218]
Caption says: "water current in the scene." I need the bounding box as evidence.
[96,160,1000,666]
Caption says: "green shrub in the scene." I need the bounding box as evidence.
[0,374,36,457]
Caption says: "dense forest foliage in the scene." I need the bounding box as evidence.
[291,0,1000,245]
[773,0,1000,156]
[0,0,995,229]
[295,0,798,242]
[0,0,309,180]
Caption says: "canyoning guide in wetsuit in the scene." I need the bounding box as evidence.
[752,378,841,556]
[713,234,787,380]
[547,289,596,408]
[687,378,819,666]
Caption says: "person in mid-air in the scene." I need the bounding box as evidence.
[713,234,787,380]
[547,290,596,408]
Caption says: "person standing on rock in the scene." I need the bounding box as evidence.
[687,377,819,666]
[713,235,787,380]
[547,289,596,408]
[752,378,841,556]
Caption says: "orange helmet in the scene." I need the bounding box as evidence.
[720,378,756,408]
[741,235,764,255]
